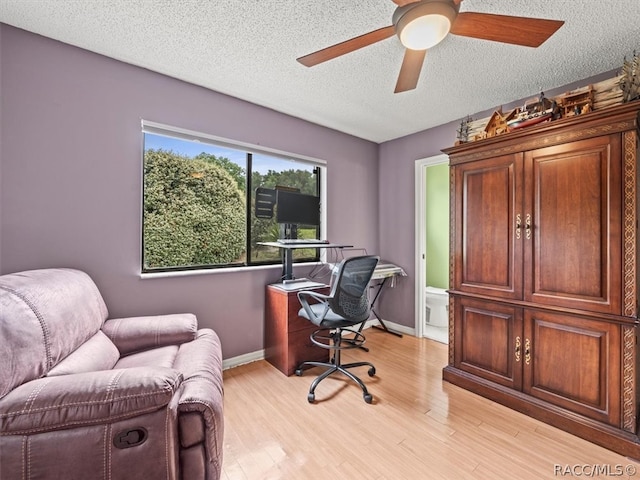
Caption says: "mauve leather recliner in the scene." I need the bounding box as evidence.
[0,268,223,479]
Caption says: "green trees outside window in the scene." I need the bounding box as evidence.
[142,131,321,272]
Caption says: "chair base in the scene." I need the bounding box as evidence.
[296,328,376,403]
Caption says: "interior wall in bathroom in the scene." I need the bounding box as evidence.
[425,163,450,289]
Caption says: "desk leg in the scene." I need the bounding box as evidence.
[369,278,403,338]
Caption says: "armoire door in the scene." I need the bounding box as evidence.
[454,296,523,389]
[523,135,622,314]
[523,308,621,426]
[453,153,523,299]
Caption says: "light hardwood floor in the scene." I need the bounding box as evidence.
[221,329,639,479]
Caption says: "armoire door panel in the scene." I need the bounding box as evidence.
[523,310,621,426]
[524,135,622,314]
[454,297,522,389]
[455,154,523,299]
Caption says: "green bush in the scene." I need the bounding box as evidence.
[143,149,246,268]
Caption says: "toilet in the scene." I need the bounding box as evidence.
[425,286,449,328]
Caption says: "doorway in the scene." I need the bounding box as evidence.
[415,154,449,342]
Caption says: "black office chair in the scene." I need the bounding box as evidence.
[295,255,380,403]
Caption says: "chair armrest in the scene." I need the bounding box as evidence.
[102,313,198,355]
[0,367,182,435]
[297,291,330,323]
[297,291,330,302]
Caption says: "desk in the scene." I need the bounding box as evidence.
[264,283,329,376]
[258,241,352,281]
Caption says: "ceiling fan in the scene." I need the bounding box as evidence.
[297,0,564,93]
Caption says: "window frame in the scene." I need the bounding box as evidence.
[140,120,327,274]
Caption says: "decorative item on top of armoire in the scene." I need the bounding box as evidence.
[455,115,473,145]
[620,50,640,102]
[556,85,594,118]
[443,100,640,459]
[484,108,519,138]
[505,92,560,131]
[454,53,638,144]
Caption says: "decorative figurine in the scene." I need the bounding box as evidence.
[507,92,559,130]
[620,51,639,103]
[557,85,594,118]
[484,108,518,138]
[455,115,472,144]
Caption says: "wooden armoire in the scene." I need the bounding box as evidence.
[442,101,640,457]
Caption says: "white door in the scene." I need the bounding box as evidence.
[414,154,449,338]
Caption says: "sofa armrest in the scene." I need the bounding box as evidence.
[174,329,224,478]
[0,367,182,435]
[102,313,198,355]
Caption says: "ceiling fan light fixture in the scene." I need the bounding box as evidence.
[400,14,451,50]
[395,1,458,50]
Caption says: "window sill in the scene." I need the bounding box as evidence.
[139,262,318,279]
[140,263,282,279]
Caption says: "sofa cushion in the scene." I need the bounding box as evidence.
[0,367,182,435]
[47,331,120,377]
[0,268,108,398]
[114,345,179,370]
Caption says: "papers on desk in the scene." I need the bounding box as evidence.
[271,280,327,291]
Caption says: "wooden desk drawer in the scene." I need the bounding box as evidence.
[286,327,328,376]
[265,284,330,376]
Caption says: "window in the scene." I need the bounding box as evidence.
[142,122,324,273]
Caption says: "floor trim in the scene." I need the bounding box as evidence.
[222,318,414,370]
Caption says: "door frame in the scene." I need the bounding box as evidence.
[414,153,449,337]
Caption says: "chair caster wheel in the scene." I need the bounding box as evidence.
[364,394,373,404]
[307,393,315,403]
[368,367,376,376]
[295,369,303,376]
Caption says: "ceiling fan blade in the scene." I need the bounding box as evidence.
[395,48,427,93]
[390,0,421,6]
[450,12,564,47]
[297,25,395,67]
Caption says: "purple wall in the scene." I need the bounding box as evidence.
[377,122,457,328]
[0,25,379,359]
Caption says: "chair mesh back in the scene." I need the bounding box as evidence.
[329,256,379,323]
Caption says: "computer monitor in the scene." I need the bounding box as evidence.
[276,190,320,226]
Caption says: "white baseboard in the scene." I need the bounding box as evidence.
[363,317,416,336]
[222,318,414,371]
[222,349,265,370]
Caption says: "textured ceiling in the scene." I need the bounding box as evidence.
[1,0,638,143]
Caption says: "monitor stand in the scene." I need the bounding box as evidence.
[280,223,296,281]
